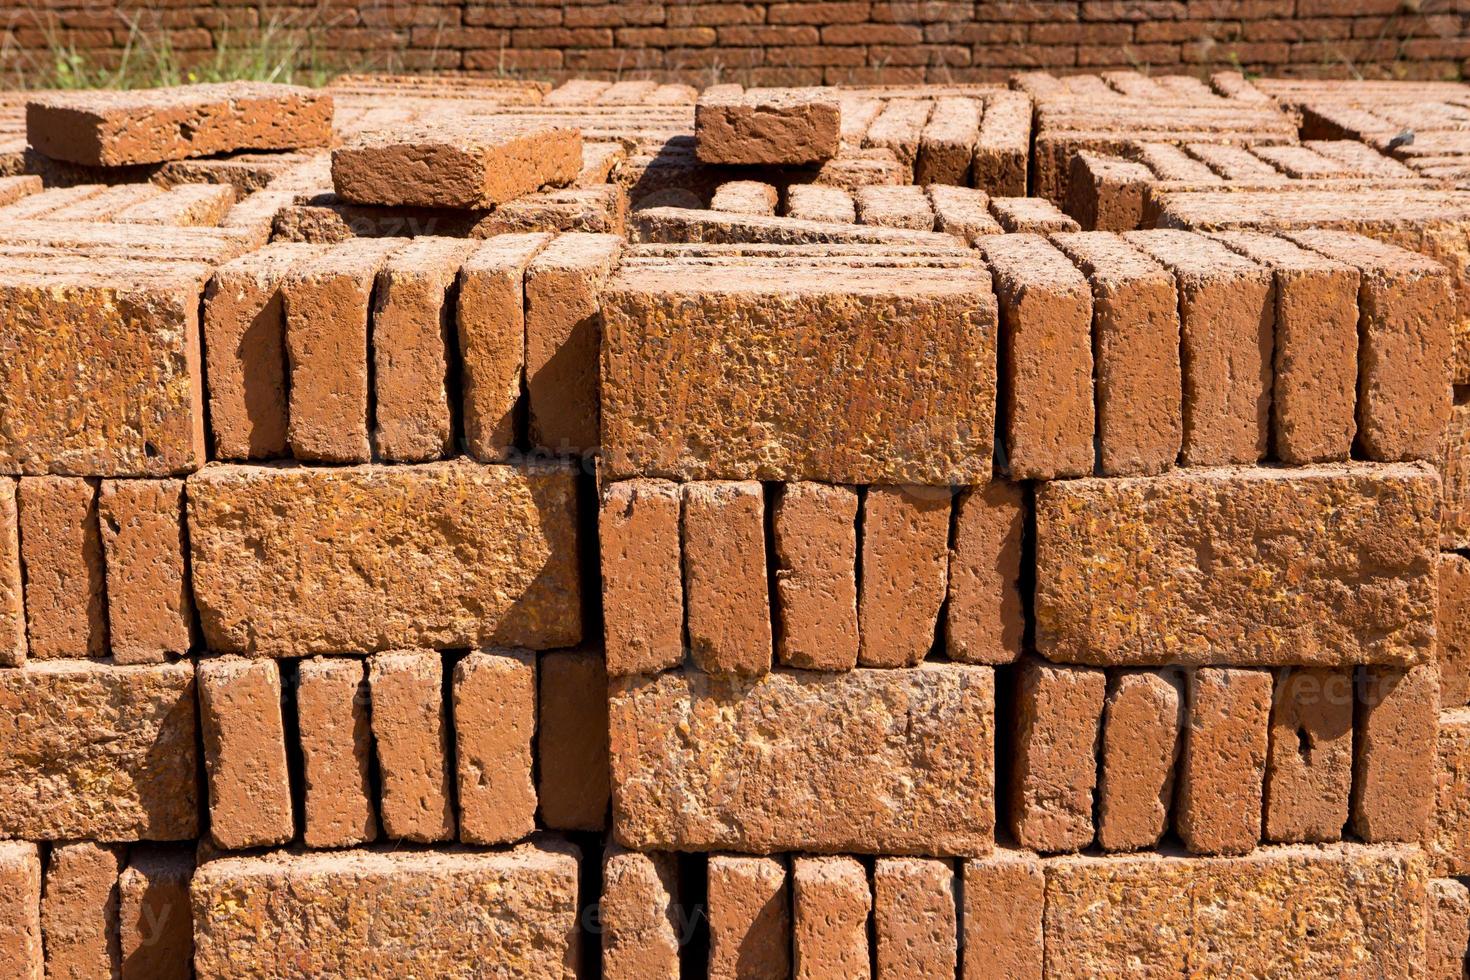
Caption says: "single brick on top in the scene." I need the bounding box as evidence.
[26,81,332,167]
[332,119,581,210]
[696,85,841,165]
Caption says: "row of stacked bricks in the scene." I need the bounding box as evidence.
[0,68,1468,979]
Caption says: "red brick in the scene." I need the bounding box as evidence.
[697,85,840,165]
[283,238,398,463]
[538,649,610,831]
[602,847,681,980]
[962,850,1044,980]
[117,846,192,980]
[989,195,1080,234]
[610,664,995,855]
[1430,709,1470,876]
[772,481,859,671]
[1124,230,1274,465]
[524,232,623,453]
[333,122,580,210]
[191,843,582,977]
[683,481,772,676]
[1427,878,1470,980]
[1210,231,1359,464]
[453,649,536,844]
[974,91,1031,196]
[199,657,293,850]
[1179,667,1271,855]
[600,479,685,676]
[98,478,193,663]
[0,479,22,666]
[371,237,475,461]
[0,841,42,980]
[1065,151,1155,231]
[457,232,552,461]
[203,242,324,460]
[18,476,105,659]
[710,179,780,216]
[1098,670,1183,852]
[1012,659,1106,852]
[946,480,1024,665]
[858,485,950,668]
[1443,397,1470,549]
[1052,230,1187,476]
[1287,230,1454,463]
[874,858,957,977]
[982,234,1095,478]
[1355,664,1437,843]
[370,650,453,842]
[1263,667,1354,844]
[792,856,870,980]
[1441,553,1470,710]
[854,184,934,230]
[187,461,583,655]
[297,656,377,848]
[708,855,790,979]
[41,841,123,980]
[864,98,933,175]
[27,82,331,166]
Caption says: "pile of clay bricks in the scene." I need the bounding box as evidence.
[1,68,1470,979]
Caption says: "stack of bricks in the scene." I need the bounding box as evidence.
[1,68,1470,978]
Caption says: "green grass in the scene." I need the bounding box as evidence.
[3,8,365,90]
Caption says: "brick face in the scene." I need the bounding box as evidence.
[1,1,1459,81]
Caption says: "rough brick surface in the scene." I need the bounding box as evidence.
[370,650,454,843]
[610,665,994,856]
[538,649,611,832]
[963,850,1044,980]
[188,460,582,655]
[946,480,1024,666]
[282,238,397,463]
[41,841,123,980]
[917,96,981,186]
[874,858,957,979]
[29,82,329,167]
[1051,231,1182,475]
[773,481,858,671]
[1440,553,1470,709]
[333,122,581,209]
[792,856,870,980]
[118,846,193,980]
[17,475,105,658]
[1427,878,1470,980]
[98,478,193,663]
[602,847,680,980]
[1035,464,1439,667]
[602,264,996,485]
[457,233,551,460]
[697,86,840,165]
[1098,670,1183,852]
[601,479,684,676]
[1356,665,1437,843]
[371,236,474,462]
[297,656,377,848]
[453,649,537,845]
[191,843,582,978]
[683,481,772,676]
[1210,231,1359,464]
[0,841,42,980]
[1125,230,1274,466]
[858,485,950,668]
[0,262,210,476]
[199,657,293,850]
[1179,667,1272,856]
[1043,845,1427,977]
[0,478,20,666]
[0,661,197,841]
[525,232,623,453]
[1264,667,1354,844]
[982,234,1094,479]
[1011,660,1106,853]
[203,242,323,460]
[707,855,790,979]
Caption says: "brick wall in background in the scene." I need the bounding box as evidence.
[0,1,1467,85]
